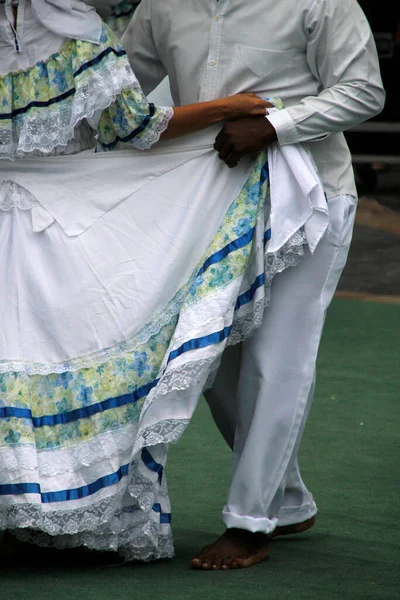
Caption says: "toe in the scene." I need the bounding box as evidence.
[190,557,202,569]
[210,556,226,570]
[220,556,236,570]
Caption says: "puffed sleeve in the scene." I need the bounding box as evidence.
[97,85,173,150]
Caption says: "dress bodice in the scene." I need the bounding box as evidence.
[0,1,65,74]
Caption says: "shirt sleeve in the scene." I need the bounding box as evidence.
[121,0,167,96]
[266,0,386,145]
[97,86,173,150]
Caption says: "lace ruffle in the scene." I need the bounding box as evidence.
[127,106,174,151]
[0,286,185,374]
[4,491,173,562]
[0,181,39,211]
[0,230,307,560]
[0,25,139,158]
[0,424,139,476]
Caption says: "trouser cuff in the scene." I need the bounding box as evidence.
[276,498,318,527]
[222,510,278,535]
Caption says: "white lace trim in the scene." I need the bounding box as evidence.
[13,527,174,563]
[3,491,173,562]
[0,424,139,476]
[130,106,174,151]
[2,56,139,159]
[0,181,39,211]
[0,289,186,374]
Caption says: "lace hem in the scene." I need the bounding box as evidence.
[0,182,39,211]
[13,527,174,563]
[3,492,174,562]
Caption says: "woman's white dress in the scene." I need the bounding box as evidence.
[0,4,314,561]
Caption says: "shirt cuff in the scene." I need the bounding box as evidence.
[266,108,298,146]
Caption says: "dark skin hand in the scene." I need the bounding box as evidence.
[214,114,278,168]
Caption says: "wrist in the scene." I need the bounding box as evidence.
[263,116,278,144]
[208,98,231,124]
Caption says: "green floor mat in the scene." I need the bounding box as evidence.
[1,299,399,600]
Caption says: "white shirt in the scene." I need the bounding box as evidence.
[123,0,385,198]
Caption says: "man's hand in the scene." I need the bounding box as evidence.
[214,116,278,168]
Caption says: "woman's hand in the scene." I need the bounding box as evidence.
[159,94,273,142]
[224,94,273,121]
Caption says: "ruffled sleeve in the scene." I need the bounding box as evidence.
[0,24,143,158]
[97,90,173,151]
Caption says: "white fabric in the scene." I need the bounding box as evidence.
[267,138,328,254]
[204,193,357,533]
[2,0,101,49]
[0,1,65,72]
[123,0,385,199]
[0,134,326,369]
[0,147,254,367]
[0,125,328,244]
[0,129,216,236]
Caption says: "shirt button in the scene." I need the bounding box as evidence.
[210,60,216,66]
[215,15,221,22]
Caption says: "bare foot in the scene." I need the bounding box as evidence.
[270,515,317,539]
[191,528,269,571]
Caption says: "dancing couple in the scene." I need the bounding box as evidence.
[0,0,384,569]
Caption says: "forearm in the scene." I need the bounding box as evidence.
[267,79,385,146]
[160,100,233,140]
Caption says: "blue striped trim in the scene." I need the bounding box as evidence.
[141,448,163,483]
[0,465,171,523]
[168,325,232,362]
[0,88,76,120]
[73,47,126,77]
[0,379,159,427]
[260,161,269,184]
[0,463,129,503]
[100,103,156,150]
[197,227,255,278]
[152,503,171,524]
[235,273,265,311]
[264,228,271,243]
[0,47,126,121]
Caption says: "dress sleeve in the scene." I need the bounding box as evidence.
[97,85,173,150]
[266,0,385,145]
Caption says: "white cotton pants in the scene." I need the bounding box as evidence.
[204,193,357,535]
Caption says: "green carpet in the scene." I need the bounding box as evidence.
[1,299,399,600]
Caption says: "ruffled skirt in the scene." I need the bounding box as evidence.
[0,151,306,561]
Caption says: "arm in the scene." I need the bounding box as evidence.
[121,0,167,96]
[267,0,386,145]
[97,88,271,150]
[214,0,385,165]
[161,95,272,140]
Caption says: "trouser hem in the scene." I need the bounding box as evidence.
[222,510,278,535]
[276,498,318,527]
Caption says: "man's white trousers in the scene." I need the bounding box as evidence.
[205,193,357,535]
